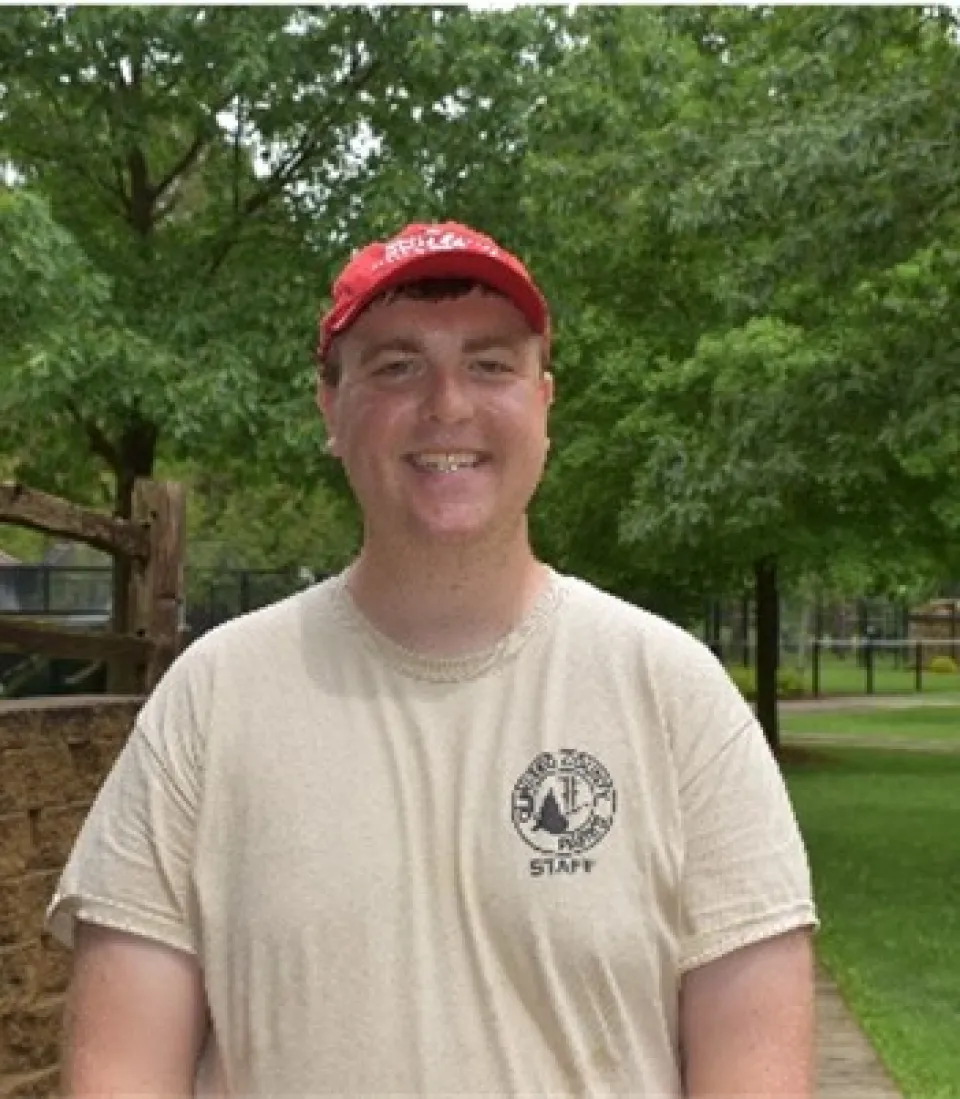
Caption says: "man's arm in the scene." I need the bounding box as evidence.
[62,921,209,1097]
[679,928,815,1098]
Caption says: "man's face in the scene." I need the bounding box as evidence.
[319,288,553,550]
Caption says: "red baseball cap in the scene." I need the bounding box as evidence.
[317,221,549,359]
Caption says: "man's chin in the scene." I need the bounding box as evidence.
[406,508,504,548]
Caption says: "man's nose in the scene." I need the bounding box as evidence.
[422,365,473,422]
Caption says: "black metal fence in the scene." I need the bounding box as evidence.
[698,594,923,666]
[0,566,113,616]
[0,565,317,636]
[5,569,959,701]
[711,636,960,699]
[0,565,324,698]
[184,568,316,637]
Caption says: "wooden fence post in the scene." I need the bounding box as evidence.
[128,481,186,692]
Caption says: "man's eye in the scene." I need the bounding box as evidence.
[474,359,512,374]
[375,360,414,377]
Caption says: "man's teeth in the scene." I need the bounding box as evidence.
[413,452,481,472]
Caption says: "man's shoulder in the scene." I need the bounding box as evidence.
[175,575,342,680]
[559,573,705,656]
[139,577,345,727]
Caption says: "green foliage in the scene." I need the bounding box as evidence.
[0,188,109,345]
[726,664,806,702]
[0,5,568,513]
[5,3,960,613]
[926,654,959,675]
[0,525,46,563]
[182,467,359,572]
[522,5,960,614]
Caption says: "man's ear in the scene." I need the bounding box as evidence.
[317,377,340,456]
[541,370,555,408]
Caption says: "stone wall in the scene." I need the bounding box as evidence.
[0,697,139,1099]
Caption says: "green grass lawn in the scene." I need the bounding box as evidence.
[782,705,960,743]
[784,747,960,1098]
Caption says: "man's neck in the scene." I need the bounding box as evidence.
[345,535,549,658]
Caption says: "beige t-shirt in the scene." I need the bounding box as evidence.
[47,570,816,1096]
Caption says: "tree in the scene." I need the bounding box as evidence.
[666,6,960,330]
[1,6,566,501]
[0,5,567,645]
[179,460,359,574]
[0,188,113,502]
[521,6,960,748]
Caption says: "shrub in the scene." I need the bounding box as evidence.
[726,664,756,700]
[927,654,959,674]
[776,667,807,698]
[724,665,807,701]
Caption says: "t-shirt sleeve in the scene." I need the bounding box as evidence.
[45,654,205,957]
[663,637,818,973]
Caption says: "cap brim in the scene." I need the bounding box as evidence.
[328,251,548,345]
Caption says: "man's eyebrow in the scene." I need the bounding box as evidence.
[358,337,424,366]
[462,334,527,354]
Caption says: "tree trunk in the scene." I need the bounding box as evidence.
[107,421,159,693]
[705,598,723,659]
[738,593,751,666]
[754,556,780,755]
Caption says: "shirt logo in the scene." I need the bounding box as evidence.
[511,750,617,875]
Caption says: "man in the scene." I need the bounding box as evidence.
[48,221,817,1097]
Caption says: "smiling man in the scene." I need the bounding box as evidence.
[49,222,817,1098]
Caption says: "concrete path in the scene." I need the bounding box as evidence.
[816,964,903,1098]
[786,732,960,754]
[781,691,960,755]
[780,692,960,713]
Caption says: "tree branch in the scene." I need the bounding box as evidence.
[202,57,382,281]
[64,399,121,472]
[13,136,130,215]
[130,46,143,91]
[127,146,153,234]
[153,131,209,206]
[150,91,238,221]
[204,130,319,280]
[244,130,319,217]
[153,147,214,224]
[31,93,130,214]
[233,99,243,215]
[112,157,131,212]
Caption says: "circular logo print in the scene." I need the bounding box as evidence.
[511,749,617,856]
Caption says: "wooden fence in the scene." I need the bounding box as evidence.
[0,480,185,693]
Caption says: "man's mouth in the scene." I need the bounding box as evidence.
[407,451,487,473]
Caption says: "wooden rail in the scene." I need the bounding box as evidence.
[0,617,154,662]
[0,480,185,693]
[0,482,149,559]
